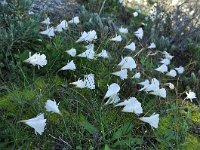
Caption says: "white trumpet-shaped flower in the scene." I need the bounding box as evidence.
[148,42,156,49]
[70,79,86,88]
[155,64,168,73]
[133,12,138,17]
[19,113,46,135]
[105,93,120,105]
[66,48,76,57]
[134,28,143,40]
[115,97,143,115]
[40,27,55,38]
[132,72,141,79]
[68,16,80,24]
[166,69,177,77]
[125,42,136,51]
[186,91,196,102]
[160,58,170,65]
[150,88,166,98]
[84,74,95,89]
[104,83,120,99]
[165,83,175,90]
[118,56,137,71]
[45,99,61,114]
[78,44,95,60]
[175,66,184,74]
[111,35,122,42]
[60,60,76,71]
[76,30,97,43]
[96,50,110,59]
[140,114,159,128]
[24,52,47,69]
[162,51,174,60]
[112,69,128,80]
[139,78,159,92]
[119,27,128,34]
[55,20,68,32]
[41,17,50,26]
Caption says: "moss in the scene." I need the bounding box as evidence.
[181,134,200,150]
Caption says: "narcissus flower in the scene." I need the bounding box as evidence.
[134,28,143,40]
[41,17,51,26]
[105,93,120,105]
[155,64,168,73]
[115,97,143,115]
[66,48,76,57]
[111,35,122,42]
[68,16,80,24]
[45,99,61,115]
[125,42,136,51]
[140,113,159,128]
[119,27,128,34]
[160,58,170,65]
[40,27,55,38]
[84,74,95,89]
[148,43,156,49]
[166,69,177,77]
[76,30,97,43]
[186,91,196,102]
[19,113,46,135]
[112,69,128,80]
[96,50,110,59]
[150,88,166,98]
[118,57,137,71]
[78,44,95,60]
[60,60,76,71]
[132,72,141,79]
[55,20,68,32]
[70,79,86,88]
[175,66,184,74]
[104,83,120,99]
[24,52,47,69]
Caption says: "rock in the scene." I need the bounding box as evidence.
[29,0,80,20]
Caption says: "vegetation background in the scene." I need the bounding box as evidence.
[0,0,200,149]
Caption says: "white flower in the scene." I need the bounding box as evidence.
[24,52,47,69]
[104,83,120,99]
[125,42,136,51]
[162,51,174,60]
[105,93,120,105]
[175,66,184,74]
[66,48,76,57]
[76,30,97,43]
[119,27,128,34]
[19,113,46,135]
[132,72,141,79]
[60,60,76,71]
[186,91,196,102]
[70,79,86,88]
[140,114,159,128]
[112,69,128,80]
[155,64,168,73]
[139,78,160,92]
[55,20,68,32]
[78,44,95,60]
[41,17,51,26]
[148,43,156,49]
[165,83,175,90]
[84,74,95,89]
[138,79,150,86]
[150,88,166,98]
[45,99,61,114]
[118,56,137,71]
[166,69,177,77]
[96,50,110,59]
[160,58,170,65]
[40,27,55,38]
[115,97,143,115]
[28,11,34,15]
[68,16,80,24]
[134,28,143,40]
[111,35,122,42]
[133,12,138,17]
